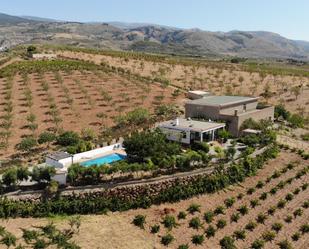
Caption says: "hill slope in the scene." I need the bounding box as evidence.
[0,13,309,60]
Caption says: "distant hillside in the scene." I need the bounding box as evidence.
[0,13,309,60]
[0,13,35,24]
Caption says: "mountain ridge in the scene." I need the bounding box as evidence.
[0,12,309,60]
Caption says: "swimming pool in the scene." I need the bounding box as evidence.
[80,153,126,167]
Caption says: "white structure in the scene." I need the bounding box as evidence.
[158,118,226,144]
[187,90,212,100]
[32,53,57,60]
[46,151,73,169]
[46,143,123,169]
[47,143,123,185]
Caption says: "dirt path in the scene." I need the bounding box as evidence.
[277,135,309,152]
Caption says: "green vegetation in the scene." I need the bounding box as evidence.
[161,234,174,246]
[0,218,81,248]
[133,215,146,229]
[220,236,236,249]
[0,145,279,218]
[162,215,178,230]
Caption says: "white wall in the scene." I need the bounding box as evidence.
[45,143,122,169]
[71,143,122,163]
[52,172,67,185]
[159,127,191,144]
[46,158,66,168]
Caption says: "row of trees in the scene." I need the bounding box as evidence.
[0,165,56,191]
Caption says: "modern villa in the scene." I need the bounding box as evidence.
[158,118,225,144]
[185,94,274,136]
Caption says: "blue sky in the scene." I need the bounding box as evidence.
[2,0,309,41]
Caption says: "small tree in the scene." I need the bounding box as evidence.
[38,132,56,147]
[132,215,146,229]
[220,236,236,249]
[2,168,17,187]
[16,137,37,153]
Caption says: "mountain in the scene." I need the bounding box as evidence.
[20,15,61,22]
[0,13,36,24]
[0,13,309,60]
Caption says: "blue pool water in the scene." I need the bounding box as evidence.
[80,153,126,167]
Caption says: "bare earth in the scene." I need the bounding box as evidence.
[1,151,308,249]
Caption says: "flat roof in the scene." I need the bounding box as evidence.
[158,118,225,132]
[188,90,211,95]
[188,95,258,107]
[47,151,72,161]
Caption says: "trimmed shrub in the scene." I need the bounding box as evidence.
[150,224,160,234]
[262,230,276,241]
[277,199,287,209]
[293,208,303,218]
[238,205,249,216]
[191,234,204,245]
[247,187,255,195]
[277,240,293,249]
[177,211,187,220]
[224,197,236,208]
[189,217,202,230]
[251,239,265,249]
[233,230,246,240]
[256,181,264,189]
[267,206,276,216]
[291,232,300,241]
[285,193,293,201]
[133,215,146,229]
[204,211,214,224]
[161,234,174,246]
[187,203,201,214]
[162,215,177,230]
[230,212,240,223]
[217,219,227,229]
[219,236,236,249]
[259,192,268,200]
[214,206,225,215]
[271,222,283,233]
[284,215,293,223]
[205,225,216,238]
[300,223,309,234]
[256,213,267,224]
[237,193,244,200]
[250,199,260,208]
[245,221,257,231]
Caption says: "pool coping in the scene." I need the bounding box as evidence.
[74,149,127,165]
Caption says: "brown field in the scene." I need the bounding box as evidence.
[58,50,309,116]
[1,151,308,249]
[0,67,184,160]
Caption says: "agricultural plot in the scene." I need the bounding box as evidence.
[59,50,309,116]
[128,151,309,249]
[0,152,307,249]
[0,62,183,159]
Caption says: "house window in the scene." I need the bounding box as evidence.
[243,104,247,111]
[181,131,187,139]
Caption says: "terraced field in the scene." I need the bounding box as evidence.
[0,60,183,159]
[59,49,309,116]
[1,151,307,249]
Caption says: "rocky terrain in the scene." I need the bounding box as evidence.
[1,12,309,60]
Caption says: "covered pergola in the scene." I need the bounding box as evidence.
[158,118,226,144]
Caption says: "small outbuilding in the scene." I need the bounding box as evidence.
[158,118,226,144]
[187,90,212,100]
[45,151,73,168]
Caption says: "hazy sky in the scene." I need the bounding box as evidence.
[2,0,309,41]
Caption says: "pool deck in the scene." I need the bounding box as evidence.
[73,149,127,165]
